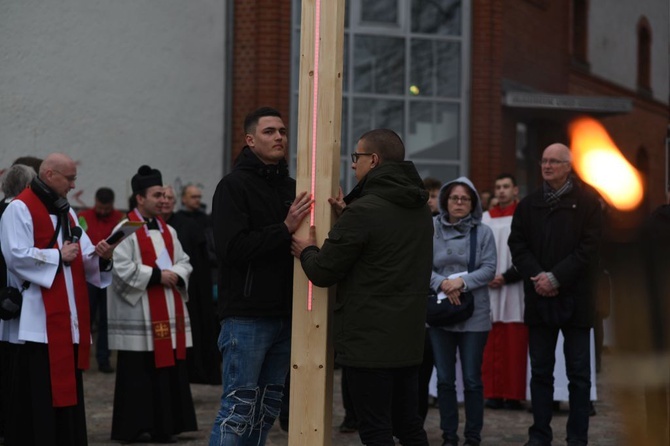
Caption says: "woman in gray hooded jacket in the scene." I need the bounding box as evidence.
[429,176,496,446]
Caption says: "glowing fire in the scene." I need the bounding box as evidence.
[569,117,643,211]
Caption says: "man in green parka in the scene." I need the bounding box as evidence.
[291,128,433,446]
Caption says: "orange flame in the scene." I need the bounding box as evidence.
[569,117,643,211]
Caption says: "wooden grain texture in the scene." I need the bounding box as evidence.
[288,0,345,445]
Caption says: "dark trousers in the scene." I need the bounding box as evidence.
[88,284,111,367]
[341,365,358,424]
[528,325,591,446]
[417,329,435,421]
[345,365,428,446]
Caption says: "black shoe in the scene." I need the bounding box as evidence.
[485,398,504,409]
[523,441,548,446]
[589,401,596,416]
[120,432,151,444]
[151,434,177,443]
[98,364,115,374]
[339,418,358,433]
[504,399,524,410]
[464,439,480,446]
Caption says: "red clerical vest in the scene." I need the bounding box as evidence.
[488,201,518,218]
[15,187,90,408]
[128,209,186,368]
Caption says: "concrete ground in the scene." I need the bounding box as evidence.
[83,352,629,445]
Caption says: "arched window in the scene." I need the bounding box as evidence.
[637,17,652,93]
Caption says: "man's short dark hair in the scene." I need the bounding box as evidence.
[423,177,442,191]
[95,187,115,204]
[495,173,517,186]
[181,183,200,198]
[244,107,282,134]
[358,129,405,162]
[12,156,43,174]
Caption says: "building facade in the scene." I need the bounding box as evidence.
[0,0,226,210]
[229,0,669,208]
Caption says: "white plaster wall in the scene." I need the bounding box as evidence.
[0,0,225,210]
[588,0,669,104]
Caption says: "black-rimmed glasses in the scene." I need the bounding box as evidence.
[350,152,373,163]
[447,195,472,203]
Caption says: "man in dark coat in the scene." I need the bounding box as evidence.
[291,128,433,446]
[509,143,602,446]
[162,185,221,385]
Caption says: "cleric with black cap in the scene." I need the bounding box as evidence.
[107,165,198,443]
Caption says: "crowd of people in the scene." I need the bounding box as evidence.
[0,105,664,446]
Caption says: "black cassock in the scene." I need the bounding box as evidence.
[167,212,221,385]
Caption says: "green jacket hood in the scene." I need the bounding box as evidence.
[345,161,428,209]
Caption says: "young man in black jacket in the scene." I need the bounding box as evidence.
[209,107,312,446]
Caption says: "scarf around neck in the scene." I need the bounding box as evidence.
[544,177,573,207]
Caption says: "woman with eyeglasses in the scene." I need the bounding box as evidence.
[429,177,496,446]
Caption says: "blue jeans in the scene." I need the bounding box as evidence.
[209,317,291,446]
[429,329,489,444]
[528,325,591,446]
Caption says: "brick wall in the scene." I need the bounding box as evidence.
[469,1,504,191]
[231,0,292,161]
[502,1,571,93]
[470,1,573,193]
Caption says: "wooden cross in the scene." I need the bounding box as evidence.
[288,0,346,445]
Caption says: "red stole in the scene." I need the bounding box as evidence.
[128,209,186,368]
[16,188,90,408]
[488,201,518,218]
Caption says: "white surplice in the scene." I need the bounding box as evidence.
[107,220,193,352]
[0,200,111,344]
[481,212,524,322]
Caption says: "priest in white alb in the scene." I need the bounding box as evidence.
[0,153,115,446]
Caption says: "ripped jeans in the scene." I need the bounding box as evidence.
[209,317,291,446]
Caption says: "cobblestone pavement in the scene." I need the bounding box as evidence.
[85,353,626,445]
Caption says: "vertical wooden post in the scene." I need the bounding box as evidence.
[288,0,345,445]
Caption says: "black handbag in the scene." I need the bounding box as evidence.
[0,214,60,321]
[0,284,26,321]
[426,225,478,327]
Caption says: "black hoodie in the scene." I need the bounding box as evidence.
[211,147,296,319]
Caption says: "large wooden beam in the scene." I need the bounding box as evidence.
[288,0,345,445]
